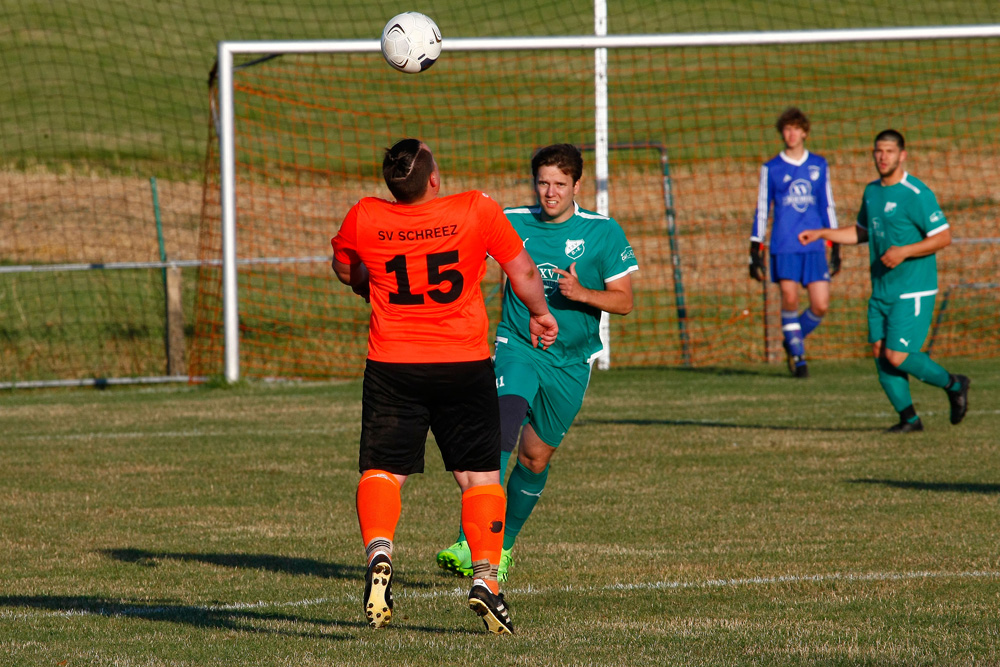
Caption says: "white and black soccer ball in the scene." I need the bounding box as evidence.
[380,12,442,74]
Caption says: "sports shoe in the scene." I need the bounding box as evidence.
[946,374,971,425]
[782,340,794,374]
[363,552,393,628]
[497,547,513,583]
[436,540,473,577]
[782,341,807,377]
[886,418,924,434]
[468,579,514,635]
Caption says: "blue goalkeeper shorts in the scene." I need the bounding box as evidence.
[770,251,830,286]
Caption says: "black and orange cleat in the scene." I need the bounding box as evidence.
[468,579,514,635]
[364,552,393,628]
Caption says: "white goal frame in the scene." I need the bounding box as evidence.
[217,24,1000,382]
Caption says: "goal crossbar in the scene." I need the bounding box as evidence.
[219,25,1000,55]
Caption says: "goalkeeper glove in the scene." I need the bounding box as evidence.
[749,241,765,282]
[829,243,842,278]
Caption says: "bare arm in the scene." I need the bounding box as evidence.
[799,224,867,246]
[500,249,549,316]
[551,263,634,315]
[332,257,370,301]
[499,248,558,348]
[880,227,951,269]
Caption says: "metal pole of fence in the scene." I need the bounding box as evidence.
[659,147,691,366]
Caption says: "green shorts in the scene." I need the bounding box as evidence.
[493,339,592,448]
[867,289,938,353]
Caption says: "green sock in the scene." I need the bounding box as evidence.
[455,449,514,544]
[503,460,549,550]
[500,449,513,482]
[897,352,950,389]
[876,356,913,413]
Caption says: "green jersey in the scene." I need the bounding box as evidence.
[497,203,638,364]
[856,172,948,300]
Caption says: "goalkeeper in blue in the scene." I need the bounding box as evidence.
[437,143,638,582]
[799,129,970,433]
[750,107,840,378]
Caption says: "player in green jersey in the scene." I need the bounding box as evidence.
[437,144,639,580]
[798,129,970,432]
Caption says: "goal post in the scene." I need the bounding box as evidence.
[201,25,1000,382]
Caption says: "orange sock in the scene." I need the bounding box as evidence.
[356,470,401,563]
[461,483,506,593]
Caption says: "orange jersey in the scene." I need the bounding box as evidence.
[332,190,524,363]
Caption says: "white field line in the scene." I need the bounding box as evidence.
[750,408,999,422]
[581,409,997,426]
[7,569,998,619]
[19,414,997,438]
[10,426,356,442]
[849,409,1000,419]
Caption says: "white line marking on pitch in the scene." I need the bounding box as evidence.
[10,426,356,442]
[7,569,998,619]
[850,409,1000,419]
[366,568,1000,603]
[99,569,1000,614]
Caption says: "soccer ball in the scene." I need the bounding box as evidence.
[380,12,442,74]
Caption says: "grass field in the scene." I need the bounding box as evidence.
[3,360,998,665]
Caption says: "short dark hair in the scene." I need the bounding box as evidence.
[874,129,905,150]
[382,138,435,202]
[775,107,810,134]
[531,143,583,183]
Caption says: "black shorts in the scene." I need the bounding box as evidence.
[359,358,501,475]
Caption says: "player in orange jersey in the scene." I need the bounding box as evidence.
[332,138,557,635]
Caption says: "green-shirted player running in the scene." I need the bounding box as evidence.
[799,129,970,432]
[438,144,639,580]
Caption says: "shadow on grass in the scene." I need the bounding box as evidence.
[673,366,781,378]
[101,548,433,590]
[0,594,354,639]
[850,478,1000,495]
[0,594,477,637]
[576,418,876,433]
[103,548,362,579]
[614,365,781,378]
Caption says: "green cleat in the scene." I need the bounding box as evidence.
[436,540,473,577]
[497,547,513,582]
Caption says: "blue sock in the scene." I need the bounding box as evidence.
[781,311,805,361]
[799,308,823,338]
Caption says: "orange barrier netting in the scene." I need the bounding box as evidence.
[190,44,1000,381]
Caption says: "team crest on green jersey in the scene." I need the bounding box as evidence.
[537,262,560,297]
[565,239,585,259]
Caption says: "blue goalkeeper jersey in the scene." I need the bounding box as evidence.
[751,150,838,255]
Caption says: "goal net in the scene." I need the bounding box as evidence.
[191,30,1000,381]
